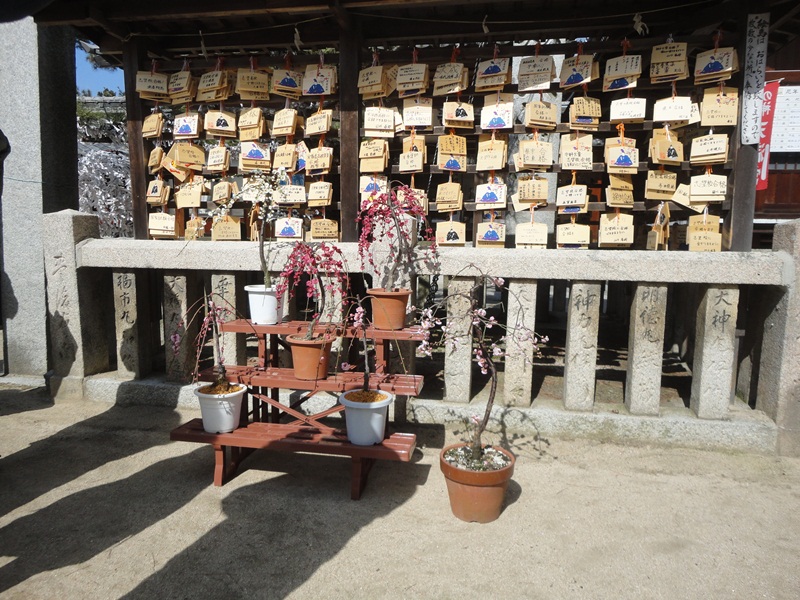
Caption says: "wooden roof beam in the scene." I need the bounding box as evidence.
[92,1,332,22]
[88,7,129,41]
[330,0,352,31]
[771,4,800,32]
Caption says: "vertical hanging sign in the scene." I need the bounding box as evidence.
[741,13,770,145]
[756,80,781,191]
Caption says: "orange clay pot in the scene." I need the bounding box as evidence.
[287,335,332,380]
[439,443,516,523]
[367,288,411,330]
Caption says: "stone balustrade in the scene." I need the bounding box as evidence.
[42,210,800,455]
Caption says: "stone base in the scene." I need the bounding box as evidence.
[0,374,48,389]
[47,375,86,401]
[409,398,776,455]
[83,373,198,408]
[73,372,777,455]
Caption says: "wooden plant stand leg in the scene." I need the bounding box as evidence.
[350,457,376,500]
[212,445,252,486]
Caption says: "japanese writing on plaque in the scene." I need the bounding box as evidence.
[741,13,770,145]
[771,86,800,152]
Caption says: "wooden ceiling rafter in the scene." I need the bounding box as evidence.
[37,0,800,65]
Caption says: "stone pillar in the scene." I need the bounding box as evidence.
[757,221,800,455]
[444,276,474,403]
[690,285,739,419]
[113,270,152,379]
[0,19,77,378]
[563,281,601,411]
[211,272,247,367]
[42,210,110,399]
[503,279,538,407]
[625,283,667,416]
[164,271,203,382]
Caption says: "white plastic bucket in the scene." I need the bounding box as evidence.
[244,284,281,325]
[194,384,247,433]
[339,391,394,445]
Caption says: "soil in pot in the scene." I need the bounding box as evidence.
[367,288,411,330]
[341,390,389,403]
[440,443,516,523]
[198,380,239,395]
[287,335,332,380]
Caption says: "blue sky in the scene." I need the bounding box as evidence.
[76,47,125,96]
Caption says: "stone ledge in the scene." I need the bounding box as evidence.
[74,237,792,286]
[79,373,777,455]
[1,374,48,389]
[409,398,777,455]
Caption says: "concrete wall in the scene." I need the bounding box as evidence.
[0,18,77,378]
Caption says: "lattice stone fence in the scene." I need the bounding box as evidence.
[41,210,800,456]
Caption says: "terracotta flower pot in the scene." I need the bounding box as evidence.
[367,288,411,330]
[287,335,332,380]
[439,443,516,523]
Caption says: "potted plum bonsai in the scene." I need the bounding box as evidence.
[357,183,437,330]
[336,301,397,445]
[336,183,436,442]
[171,291,247,434]
[275,240,348,380]
[240,166,289,325]
[416,268,546,522]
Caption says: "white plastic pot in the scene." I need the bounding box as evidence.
[339,390,394,446]
[244,284,281,325]
[194,384,247,433]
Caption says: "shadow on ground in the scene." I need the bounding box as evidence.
[121,445,432,598]
[0,447,208,594]
[0,383,434,598]
[0,386,52,418]
[0,386,183,519]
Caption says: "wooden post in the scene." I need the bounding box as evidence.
[725,10,769,251]
[338,13,361,242]
[122,39,150,240]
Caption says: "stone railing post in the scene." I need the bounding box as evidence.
[112,270,152,379]
[503,278,538,407]
[443,276,474,403]
[211,272,247,367]
[164,271,203,382]
[563,281,601,411]
[625,283,668,415]
[757,220,800,456]
[42,210,110,399]
[690,285,739,419]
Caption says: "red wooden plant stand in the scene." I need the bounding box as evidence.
[170,320,425,499]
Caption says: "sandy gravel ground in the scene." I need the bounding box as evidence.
[1,384,798,599]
